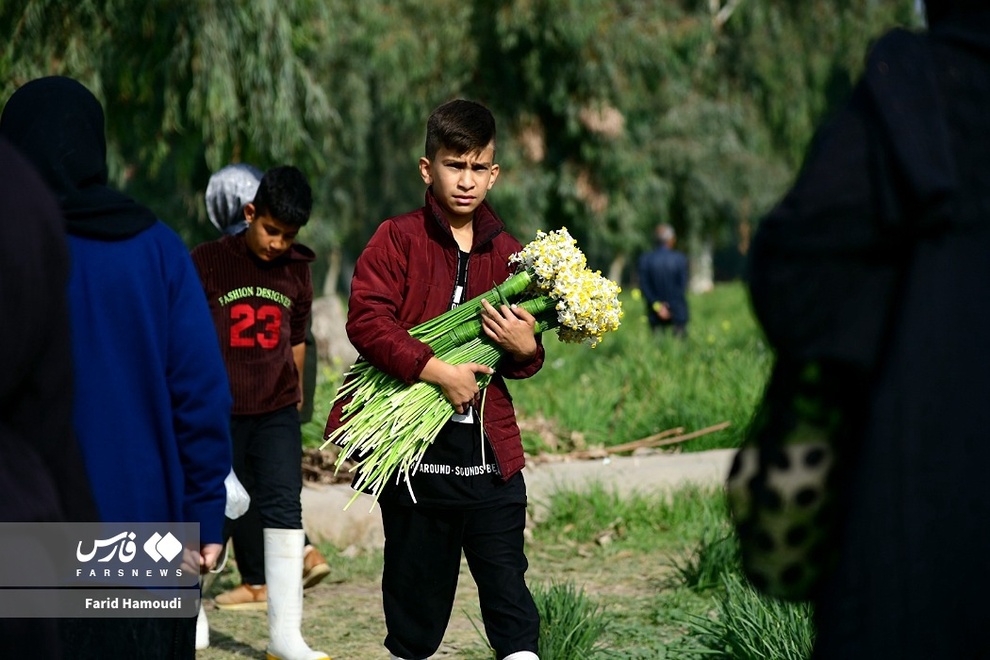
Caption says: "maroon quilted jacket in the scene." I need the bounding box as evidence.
[325,190,544,480]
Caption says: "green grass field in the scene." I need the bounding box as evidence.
[201,483,813,659]
[509,281,772,454]
[280,283,807,658]
[302,280,773,455]
[526,485,814,659]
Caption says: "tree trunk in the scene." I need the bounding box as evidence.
[312,246,358,368]
[607,253,626,288]
[311,295,358,369]
[686,230,714,294]
[322,247,342,298]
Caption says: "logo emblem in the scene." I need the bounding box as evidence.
[76,532,137,563]
[143,532,183,562]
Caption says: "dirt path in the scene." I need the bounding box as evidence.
[199,555,503,659]
[197,449,735,659]
[300,449,735,548]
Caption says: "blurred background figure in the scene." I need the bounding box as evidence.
[747,1,990,657]
[0,76,232,659]
[637,223,689,338]
[0,136,97,660]
[206,163,264,236]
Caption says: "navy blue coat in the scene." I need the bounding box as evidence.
[637,245,689,327]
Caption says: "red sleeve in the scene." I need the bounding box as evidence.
[345,220,434,384]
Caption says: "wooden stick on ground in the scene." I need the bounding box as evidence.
[595,426,686,455]
[534,421,731,462]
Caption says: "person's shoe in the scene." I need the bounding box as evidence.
[265,528,330,660]
[195,603,210,649]
[302,545,330,590]
[214,583,268,611]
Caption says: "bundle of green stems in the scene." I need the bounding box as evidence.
[323,269,556,506]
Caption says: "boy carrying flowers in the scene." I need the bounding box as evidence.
[325,227,622,504]
[325,99,543,660]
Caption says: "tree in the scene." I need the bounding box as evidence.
[469,0,789,287]
[2,0,336,245]
[1,0,920,294]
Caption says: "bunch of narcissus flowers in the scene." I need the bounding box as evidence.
[322,228,622,507]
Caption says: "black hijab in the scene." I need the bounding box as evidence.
[0,76,156,239]
[925,0,990,24]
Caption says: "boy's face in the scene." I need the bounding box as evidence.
[242,203,298,261]
[419,142,499,225]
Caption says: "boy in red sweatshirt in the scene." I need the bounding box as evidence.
[192,165,328,660]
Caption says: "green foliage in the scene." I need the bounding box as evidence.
[682,572,815,659]
[534,484,729,553]
[668,529,740,593]
[532,581,610,660]
[512,281,771,453]
[470,572,613,658]
[0,0,918,289]
[301,365,345,449]
[1,0,338,246]
[528,482,813,659]
[716,0,921,168]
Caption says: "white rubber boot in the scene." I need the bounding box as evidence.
[264,528,330,660]
[502,652,539,660]
[195,602,210,650]
[196,567,220,650]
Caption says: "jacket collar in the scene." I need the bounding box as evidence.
[425,187,504,251]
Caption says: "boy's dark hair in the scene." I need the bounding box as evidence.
[252,165,313,228]
[425,99,496,161]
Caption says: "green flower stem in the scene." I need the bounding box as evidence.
[409,270,534,343]
[430,295,554,354]
[323,282,567,506]
[331,270,538,392]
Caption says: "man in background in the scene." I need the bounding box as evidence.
[638,223,689,337]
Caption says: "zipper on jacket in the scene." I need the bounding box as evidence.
[449,249,470,310]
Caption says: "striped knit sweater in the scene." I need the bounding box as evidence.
[191,233,315,415]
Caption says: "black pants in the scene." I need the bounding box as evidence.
[380,499,540,660]
[3,619,62,659]
[60,617,194,659]
[226,406,303,584]
[650,320,687,338]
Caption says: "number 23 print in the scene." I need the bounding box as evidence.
[229,303,282,349]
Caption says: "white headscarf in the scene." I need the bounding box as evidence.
[205,163,263,235]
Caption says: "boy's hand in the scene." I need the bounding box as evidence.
[183,542,224,576]
[420,358,494,414]
[200,543,224,573]
[652,300,672,321]
[480,299,538,361]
